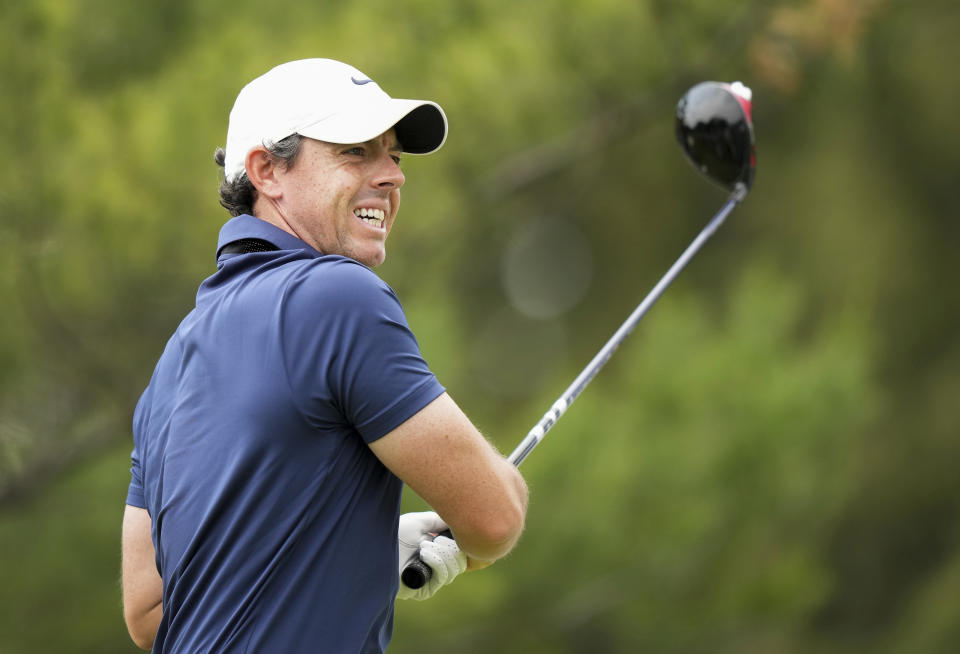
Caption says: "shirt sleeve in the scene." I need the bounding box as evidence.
[281,258,446,443]
[126,445,146,508]
[127,385,153,508]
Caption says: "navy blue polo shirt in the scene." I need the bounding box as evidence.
[127,215,445,653]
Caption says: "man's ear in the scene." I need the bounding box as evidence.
[245,147,284,200]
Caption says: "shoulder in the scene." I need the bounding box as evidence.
[293,256,395,298]
[281,256,406,326]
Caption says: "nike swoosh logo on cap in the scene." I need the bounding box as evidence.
[351,76,374,85]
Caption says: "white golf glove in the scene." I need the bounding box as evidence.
[396,511,467,601]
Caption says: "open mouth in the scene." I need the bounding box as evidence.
[354,207,385,229]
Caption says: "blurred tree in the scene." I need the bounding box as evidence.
[0,0,958,652]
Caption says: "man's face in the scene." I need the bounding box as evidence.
[273,129,405,268]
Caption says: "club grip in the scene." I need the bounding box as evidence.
[400,529,453,590]
[401,558,432,589]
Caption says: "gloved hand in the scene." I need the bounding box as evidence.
[396,511,467,601]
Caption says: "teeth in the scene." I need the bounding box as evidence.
[354,208,385,227]
[355,208,384,220]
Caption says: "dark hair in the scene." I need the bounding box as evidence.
[213,134,305,216]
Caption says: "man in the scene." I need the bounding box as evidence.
[121,58,528,652]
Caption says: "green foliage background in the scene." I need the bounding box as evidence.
[2,1,958,652]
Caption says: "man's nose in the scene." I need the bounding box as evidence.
[374,154,405,189]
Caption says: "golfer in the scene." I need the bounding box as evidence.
[121,58,528,652]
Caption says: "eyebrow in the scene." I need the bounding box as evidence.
[357,134,402,152]
[373,133,402,152]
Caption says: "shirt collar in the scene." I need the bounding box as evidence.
[216,214,322,259]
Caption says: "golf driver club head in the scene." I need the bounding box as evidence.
[676,81,755,192]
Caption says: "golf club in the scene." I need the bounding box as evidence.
[401,80,757,590]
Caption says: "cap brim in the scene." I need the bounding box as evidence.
[297,99,447,154]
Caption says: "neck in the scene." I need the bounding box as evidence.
[252,198,307,246]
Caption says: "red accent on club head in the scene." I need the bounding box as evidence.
[734,95,752,123]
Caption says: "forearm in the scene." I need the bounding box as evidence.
[121,505,164,650]
[445,461,528,564]
[373,393,529,563]
[126,602,162,650]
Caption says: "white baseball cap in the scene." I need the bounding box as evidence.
[223,58,448,182]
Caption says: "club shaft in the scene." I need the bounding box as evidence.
[507,185,746,467]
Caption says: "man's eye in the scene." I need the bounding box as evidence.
[345,147,365,156]
[391,155,402,166]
